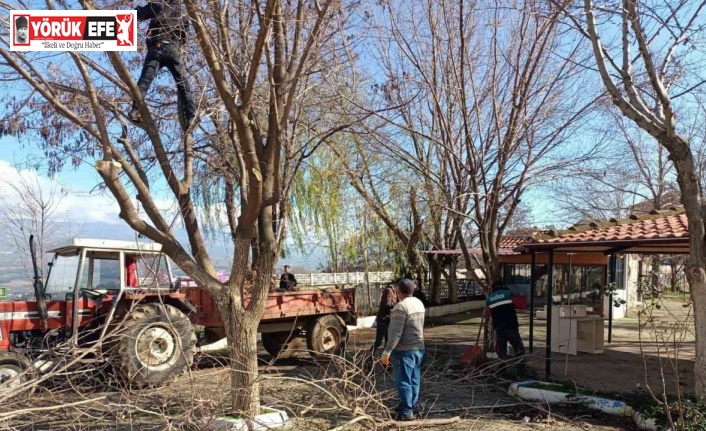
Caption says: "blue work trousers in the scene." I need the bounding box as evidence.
[391,349,425,416]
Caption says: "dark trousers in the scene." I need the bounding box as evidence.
[371,320,389,353]
[495,327,525,359]
[134,42,195,127]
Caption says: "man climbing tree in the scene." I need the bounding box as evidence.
[128,0,195,131]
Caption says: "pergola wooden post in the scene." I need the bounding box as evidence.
[529,251,536,353]
[545,250,554,379]
[608,253,617,343]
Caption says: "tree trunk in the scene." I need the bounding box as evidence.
[448,259,458,303]
[669,257,685,293]
[669,140,706,397]
[220,228,266,417]
[405,248,425,288]
[429,257,442,305]
[651,255,660,292]
[225,315,260,415]
[486,260,501,287]
[686,258,706,396]
[482,273,502,353]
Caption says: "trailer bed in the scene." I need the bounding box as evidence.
[180,284,356,327]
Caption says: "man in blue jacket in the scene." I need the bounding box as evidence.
[486,281,525,360]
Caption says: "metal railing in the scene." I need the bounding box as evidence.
[293,271,395,287]
[422,279,485,301]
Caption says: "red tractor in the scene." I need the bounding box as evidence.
[0,237,356,388]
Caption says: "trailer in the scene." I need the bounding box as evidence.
[181,280,356,358]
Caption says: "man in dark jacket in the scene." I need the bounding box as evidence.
[412,279,429,307]
[279,265,297,291]
[129,0,195,130]
[486,281,525,360]
[371,284,398,354]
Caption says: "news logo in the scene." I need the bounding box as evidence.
[10,10,137,51]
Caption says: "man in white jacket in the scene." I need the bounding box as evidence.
[380,278,426,421]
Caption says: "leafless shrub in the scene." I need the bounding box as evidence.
[637,291,697,430]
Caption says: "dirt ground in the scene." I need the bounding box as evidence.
[2,297,691,430]
[251,295,690,430]
[335,294,692,430]
[415,294,695,396]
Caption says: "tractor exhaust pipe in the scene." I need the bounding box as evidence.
[29,235,49,331]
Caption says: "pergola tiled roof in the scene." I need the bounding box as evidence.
[499,236,532,250]
[422,236,534,257]
[518,206,689,254]
[421,235,531,256]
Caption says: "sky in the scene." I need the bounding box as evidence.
[0,135,327,279]
[0,128,564,281]
[0,0,621,280]
[0,136,121,223]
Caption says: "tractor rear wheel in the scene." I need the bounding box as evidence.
[115,303,196,387]
[306,315,347,359]
[0,352,33,389]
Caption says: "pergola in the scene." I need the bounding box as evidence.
[517,207,689,378]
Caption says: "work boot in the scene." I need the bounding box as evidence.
[516,362,530,379]
[394,412,414,422]
[127,106,141,123]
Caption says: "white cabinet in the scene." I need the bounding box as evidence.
[550,306,604,355]
[559,305,587,318]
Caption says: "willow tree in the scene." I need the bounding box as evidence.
[290,148,354,272]
[0,0,356,414]
[562,0,706,398]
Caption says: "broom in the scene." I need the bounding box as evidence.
[460,306,487,365]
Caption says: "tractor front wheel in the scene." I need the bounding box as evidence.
[115,303,196,387]
[0,352,33,390]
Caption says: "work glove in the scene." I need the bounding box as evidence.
[380,353,391,367]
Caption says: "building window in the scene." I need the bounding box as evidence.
[615,256,626,290]
[504,264,531,285]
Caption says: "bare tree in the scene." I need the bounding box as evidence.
[566,0,706,397]
[349,0,598,301]
[0,0,358,414]
[0,166,82,280]
[553,109,681,222]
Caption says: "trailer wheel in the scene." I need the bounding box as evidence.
[261,331,301,358]
[0,352,33,389]
[306,315,347,359]
[115,303,197,387]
